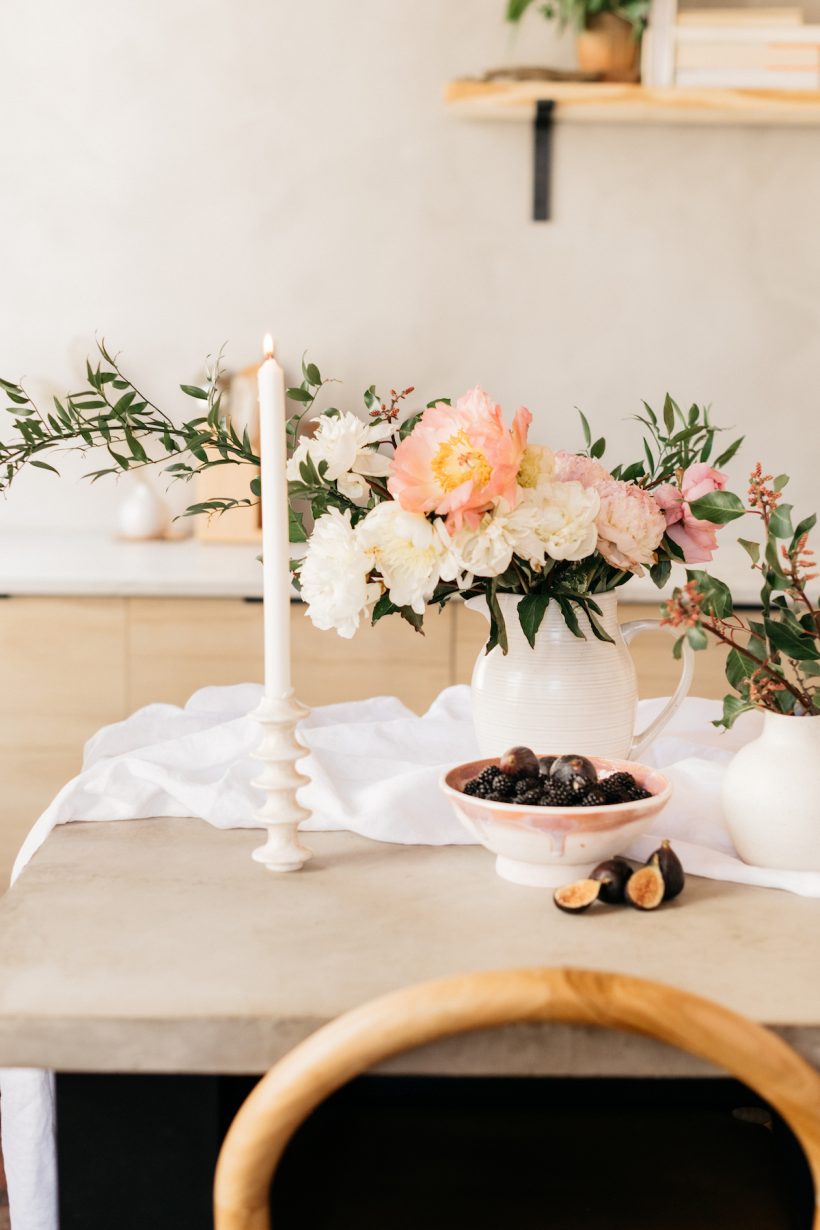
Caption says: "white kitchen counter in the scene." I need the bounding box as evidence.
[0,528,763,604]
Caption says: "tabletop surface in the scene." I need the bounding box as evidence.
[0,819,818,1077]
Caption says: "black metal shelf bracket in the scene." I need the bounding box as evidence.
[533,100,555,222]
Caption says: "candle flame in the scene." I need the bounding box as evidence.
[263,334,275,360]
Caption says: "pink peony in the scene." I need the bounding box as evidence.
[595,480,666,575]
[654,463,727,564]
[553,451,612,488]
[388,387,531,532]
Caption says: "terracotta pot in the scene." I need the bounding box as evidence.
[576,12,640,82]
[468,592,693,760]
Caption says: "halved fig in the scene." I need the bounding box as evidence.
[625,865,665,911]
[589,856,632,905]
[649,840,685,900]
[553,879,601,913]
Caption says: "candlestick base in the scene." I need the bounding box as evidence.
[250,692,313,873]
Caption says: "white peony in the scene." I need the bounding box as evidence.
[531,480,599,562]
[357,501,448,614]
[447,498,549,579]
[287,411,392,485]
[299,508,380,639]
[336,471,371,505]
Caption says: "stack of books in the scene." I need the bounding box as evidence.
[642,3,820,89]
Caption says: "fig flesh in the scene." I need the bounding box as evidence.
[550,754,598,794]
[649,840,685,900]
[499,746,540,777]
[589,856,632,904]
[553,879,601,913]
[625,865,665,911]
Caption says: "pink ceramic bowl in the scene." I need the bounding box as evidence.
[440,755,671,888]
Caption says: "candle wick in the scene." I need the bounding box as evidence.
[263,333,275,360]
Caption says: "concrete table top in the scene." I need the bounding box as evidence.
[0,819,818,1078]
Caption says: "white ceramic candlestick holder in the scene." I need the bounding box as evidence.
[250,692,313,873]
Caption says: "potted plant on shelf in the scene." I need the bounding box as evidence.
[506,0,649,82]
[662,465,820,871]
[0,345,742,761]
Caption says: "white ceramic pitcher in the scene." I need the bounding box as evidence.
[722,711,820,870]
[469,592,694,760]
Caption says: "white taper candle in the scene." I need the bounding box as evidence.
[257,335,291,699]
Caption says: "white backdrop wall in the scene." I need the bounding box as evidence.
[0,0,818,533]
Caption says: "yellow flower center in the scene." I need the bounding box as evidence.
[431,430,491,494]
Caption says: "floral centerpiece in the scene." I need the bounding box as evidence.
[285,368,742,654]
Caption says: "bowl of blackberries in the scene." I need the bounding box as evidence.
[441,747,671,888]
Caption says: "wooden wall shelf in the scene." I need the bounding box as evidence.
[445,78,820,220]
[445,79,820,125]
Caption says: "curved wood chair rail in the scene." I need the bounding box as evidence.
[213,967,820,1230]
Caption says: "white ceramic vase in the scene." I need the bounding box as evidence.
[469,592,694,760]
[722,711,820,870]
[116,475,170,541]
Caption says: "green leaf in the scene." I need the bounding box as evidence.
[590,436,606,460]
[620,461,644,482]
[712,694,756,731]
[687,490,745,525]
[180,384,208,400]
[699,430,715,463]
[649,559,671,588]
[713,436,744,468]
[517,592,550,649]
[29,459,59,475]
[556,596,585,640]
[764,616,818,661]
[686,624,708,651]
[287,387,313,403]
[584,603,615,643]
[577,409,592,449]
[737,537,760,565]
[400,606,424,634]
[663,394,675,435]
[725,647,757,690]
[371,592,397,624]
[768,504,793,539]
[687,570,733,619]
[288,507,307,543]
[791,513,817,550]
[399,411,422,440]
[485,583,508,656]
[773,474,789,492]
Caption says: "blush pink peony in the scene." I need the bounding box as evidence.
[553,451,612,488]
[388,388,531,532]
[595,480,666,575]
[654,463,727,564]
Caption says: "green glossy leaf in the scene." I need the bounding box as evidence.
[663,394,675,435]
[764,616,818,661]
[577,409,592,449]
[687,490,745,525]
[180,384,208,400]
[649,559,671,589]
[517,592,550,650]
[590,436,606,460]
[768,504,793,539]
[791,513,817,550]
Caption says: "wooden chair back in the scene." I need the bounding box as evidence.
[214,967,820,1229]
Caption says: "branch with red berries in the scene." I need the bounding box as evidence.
[661,465,820,728]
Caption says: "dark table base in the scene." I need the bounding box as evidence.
[56,1074,813,1229]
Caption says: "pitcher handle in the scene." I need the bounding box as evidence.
[621,619,695,761]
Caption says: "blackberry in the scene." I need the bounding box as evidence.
[475,766,501,787]
[541,782,574,807]
[463,779,481,796]
[581,788,608,807]
[621,784,652,802]
[601,771,636,798]
[516,788,543,806]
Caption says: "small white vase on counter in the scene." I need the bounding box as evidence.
[116,475,170,541]
[722,711,820,871]
[469,592,694,761]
